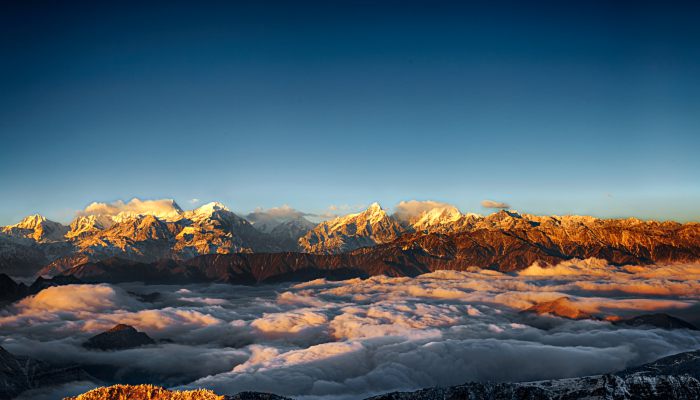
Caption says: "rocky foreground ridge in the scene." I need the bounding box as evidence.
[1,200,698,278]
[62,349,700,400]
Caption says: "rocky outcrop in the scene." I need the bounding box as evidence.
[0,273,82,306]
[63,384,228,400]
[83,324,156,351]
[64,385,291,400]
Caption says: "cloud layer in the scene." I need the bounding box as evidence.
[2,259,699,399]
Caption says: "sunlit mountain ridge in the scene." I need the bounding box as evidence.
[1,199,698,279]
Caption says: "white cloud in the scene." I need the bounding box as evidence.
[189,198,201,204]
[481,199,510,209]
[78,198,183,219]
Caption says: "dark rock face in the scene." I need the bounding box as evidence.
[83,324,156,351]
[0,273,27,305]
[0,346,91,400]
[0,273,82,306]
[616,313,699,331]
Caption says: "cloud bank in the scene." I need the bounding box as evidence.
[481,199,510,209]
[1,259,699,399]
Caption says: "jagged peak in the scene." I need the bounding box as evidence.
[12,214,49,228]
[353,202,390,225]
[193,201,230,216]
[3,214,68,242]
[367,202,383,211]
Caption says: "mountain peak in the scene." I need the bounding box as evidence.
[2,214,68,242]
[367,202,382,211]
[299,202,402,254]
[194,202,230,216]
[13,214,48,229]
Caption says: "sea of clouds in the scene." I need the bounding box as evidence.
[2,258,700,399]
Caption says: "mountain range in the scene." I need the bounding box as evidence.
[1,200,698,279]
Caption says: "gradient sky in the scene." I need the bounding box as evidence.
[1,0,699,225]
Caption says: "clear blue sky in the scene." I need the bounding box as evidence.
[1,0,699,224]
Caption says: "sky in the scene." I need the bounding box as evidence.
[1,0,699,225]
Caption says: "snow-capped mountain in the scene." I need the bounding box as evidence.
[298,202,403,254]
[66,214,114,239]
[1,198,699,277]
[37,201,282,277]
[1,214,68,242]
[403,204,483,233]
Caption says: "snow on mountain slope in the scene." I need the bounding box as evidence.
[1,214,68,242]
[298,203,403,254]
[246,206,316,250]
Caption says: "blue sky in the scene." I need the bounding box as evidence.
[1,0,699,224]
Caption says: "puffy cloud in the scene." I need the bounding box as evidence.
[393,200,459,222]
[15,284,140,313]
[78,198,183,219]
[189,198,201,204]
[481,199,510,209]
[251,309,328,341]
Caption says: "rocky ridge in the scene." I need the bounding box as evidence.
[83,324,156,351]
